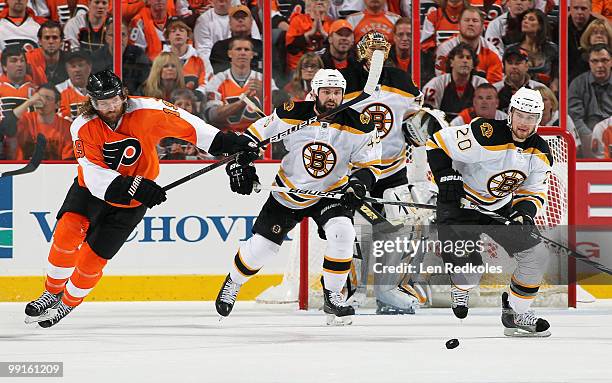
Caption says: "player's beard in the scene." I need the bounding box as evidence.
[98,102,127,127]
[315,98,339,114]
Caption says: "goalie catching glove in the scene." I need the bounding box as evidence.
[226,151,260,195]
[105,175,167,208]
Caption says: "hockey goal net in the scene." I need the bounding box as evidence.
[256,128,576,309]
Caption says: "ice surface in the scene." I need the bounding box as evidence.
[1,301,611,383]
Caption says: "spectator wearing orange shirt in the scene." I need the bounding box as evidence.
[0,45,36,159]
[0,0,46,51]
[346,0,400,45]
[38,0,88,26]
[388,17,411,73]
[129,0,176,61]
[285,0,332,72]
[449,83,507,126]
[162,18,212,93]
[436,6,503,84]
[26,21,69,86]
[421,0,467,52]
[593,0,612,22]
[318,19,357,70]
[12,83,73,160]
[55,50,91,120]
[205,37,279,132]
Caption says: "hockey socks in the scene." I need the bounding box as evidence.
[45,212,89,294]
[62,243,107,307]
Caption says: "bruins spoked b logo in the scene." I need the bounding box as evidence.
[302,142,336,178]
[487,170,526,198]
[365,103,393,139]
[103,138,142,170]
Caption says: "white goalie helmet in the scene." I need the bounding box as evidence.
[310,69,346,97]
[402,108,448,147]
[508,87,544,130]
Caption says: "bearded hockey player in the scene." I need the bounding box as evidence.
[340,31,425,314]
[215,69,381,325]
[424,87,553,337]
[24,70,258,327]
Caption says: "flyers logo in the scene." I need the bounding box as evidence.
[302,141,336,178]
[102,138,142,170]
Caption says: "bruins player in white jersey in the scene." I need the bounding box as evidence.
[215,69,381,325]
[423,87,553,337]
[340,31,425,314]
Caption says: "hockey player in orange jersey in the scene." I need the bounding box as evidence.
[24,69,259,327]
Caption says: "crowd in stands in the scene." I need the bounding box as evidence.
[0,0,609,160]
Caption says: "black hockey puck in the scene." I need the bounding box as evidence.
[445,338,459,349]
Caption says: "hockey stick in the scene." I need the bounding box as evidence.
[462,200,612,275]
[0,134,46,178]
[239,93,265,118]
[162,50,385,192]
[254,184,437,210]
[254,184,410,232]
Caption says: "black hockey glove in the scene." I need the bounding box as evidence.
[128,176,167,208]
[509,210,536,236]
[341,177,367,210]
[221,131,260,156]
[436,169,465,206]
[226,152,260,195]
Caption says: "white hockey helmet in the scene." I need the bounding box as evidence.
[507,87,544,131]
[310,69,346,97]
[402,108,448,147]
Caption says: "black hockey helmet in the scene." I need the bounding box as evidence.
[87,69,124,101]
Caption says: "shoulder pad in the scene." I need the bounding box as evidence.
[275,100,316,120]
[335,108,375,134]
[469,118,511,146]
[525,134,554,166]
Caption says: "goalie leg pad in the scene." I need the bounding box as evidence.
[230,234,281,285]
[322,217,356,292]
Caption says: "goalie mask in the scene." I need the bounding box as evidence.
[402,108,448,147]
[507,87,544,136]
[356,31,391,63]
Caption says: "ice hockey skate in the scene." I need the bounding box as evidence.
[24,290,62,323]
[450,285,469,319]
[501,292,551,337]
[322,277,354,326]
[375,286,418,315]
[216,274,242,318]
[38,301,75,328]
